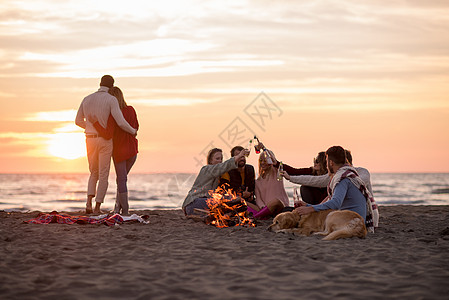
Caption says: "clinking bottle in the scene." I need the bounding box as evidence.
[253,135,261,154]
[245,139,252,157]
[254,135,273,164]
[277,161,283,181]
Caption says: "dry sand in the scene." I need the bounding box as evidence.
[1,205,449,300]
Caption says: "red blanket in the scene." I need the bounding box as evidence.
[25,211,128,226]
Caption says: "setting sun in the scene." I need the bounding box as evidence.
[0,0,448,173]
[47,131,86,160]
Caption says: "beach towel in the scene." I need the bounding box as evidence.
[328,166,379,233]
[24,211,149,226]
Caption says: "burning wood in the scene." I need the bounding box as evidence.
[195,185,256,228]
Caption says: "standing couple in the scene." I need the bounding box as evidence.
[75,75,139,215]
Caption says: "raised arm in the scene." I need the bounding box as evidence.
[289,174,330,188]
[203,149,249,179]
[204,157,238,178]
[282,163,313,176]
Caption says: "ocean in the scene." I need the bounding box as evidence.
[0,173,448,212]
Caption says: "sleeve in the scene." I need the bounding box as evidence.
[110,99,137,135]
[203,157,237,178]
[312,179,349,211]
[283,163,313,176]
[93,114,116,140]
[75,102,86,129]
[289,174,330,187]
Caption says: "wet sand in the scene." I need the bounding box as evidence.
[1,205,449,299]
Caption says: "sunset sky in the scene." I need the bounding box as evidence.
[1,0,448,174]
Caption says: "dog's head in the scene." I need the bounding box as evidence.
[267,212,300,232]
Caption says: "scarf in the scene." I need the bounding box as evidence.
[328,165,379,233]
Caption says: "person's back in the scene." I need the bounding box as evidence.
[80,89,116,132]
[88,86,139,216]
[75,75,137,214]
[76,85,136,137]
[113,106,139,162]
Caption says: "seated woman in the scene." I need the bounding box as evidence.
[182,147,249,216]
[248,150,289,219]
[278,151,328,205]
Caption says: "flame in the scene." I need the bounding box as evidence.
[205,185,255,228]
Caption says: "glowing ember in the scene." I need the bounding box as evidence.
[204,185,256,228]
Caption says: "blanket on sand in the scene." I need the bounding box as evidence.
[24,211,149,226]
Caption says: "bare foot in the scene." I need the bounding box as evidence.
[93,202,103,214]
[86,201,93,214]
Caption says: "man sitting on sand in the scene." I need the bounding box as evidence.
[219,146,256,205]
[283,148,379,227]
[283,145,377,233]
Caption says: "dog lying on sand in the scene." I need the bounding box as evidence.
[267,209,367,240]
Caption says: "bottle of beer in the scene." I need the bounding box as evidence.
[254,135,274,164]
[245,139,252,157]
[277,161,283,181]
[253,135,261,154]
[293,187,300,208]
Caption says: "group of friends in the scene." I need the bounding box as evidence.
[75,75,379,231]
[183,144,379,231]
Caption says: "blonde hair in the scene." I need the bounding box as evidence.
[108,86,127,109]
[258,154,276,179]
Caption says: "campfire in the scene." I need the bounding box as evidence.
[194,185,256,228]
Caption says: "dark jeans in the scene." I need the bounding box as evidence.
[300,186,328,205]
[114,155,137,193]
[184,197,210,216]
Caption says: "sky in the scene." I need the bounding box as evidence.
[0,0,448,174]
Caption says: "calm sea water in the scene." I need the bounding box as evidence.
[0,173,448,212]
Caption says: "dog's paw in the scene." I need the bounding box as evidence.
[275,229,292,234]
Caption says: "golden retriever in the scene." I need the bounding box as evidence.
[267,209,367,240]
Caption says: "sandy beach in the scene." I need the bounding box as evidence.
[1,205,449,299]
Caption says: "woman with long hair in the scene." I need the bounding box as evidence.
[247,150,288,219]
[278,151,328,205]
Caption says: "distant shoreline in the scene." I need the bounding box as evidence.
[1,173,449,211]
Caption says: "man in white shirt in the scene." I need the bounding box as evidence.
[75,75,137,214]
